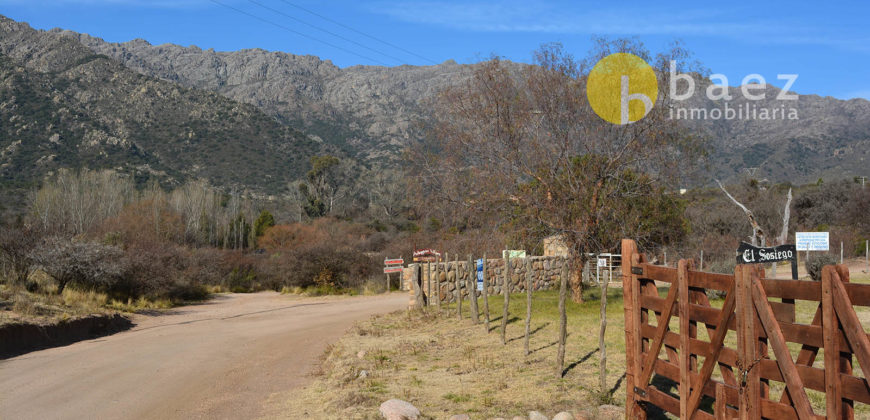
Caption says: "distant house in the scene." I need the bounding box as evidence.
[543,234,569,257]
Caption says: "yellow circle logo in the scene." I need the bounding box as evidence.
[586,53,658,125]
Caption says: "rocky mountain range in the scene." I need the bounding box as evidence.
[0,15,327,195]
[1,14,868,192]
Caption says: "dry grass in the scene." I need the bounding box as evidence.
[274,272,870,419]
[0,271,177,327]
[270,289,627,419]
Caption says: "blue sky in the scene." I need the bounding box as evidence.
[2,0,869,99]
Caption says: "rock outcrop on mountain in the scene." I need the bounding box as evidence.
[2,14,869,188]
[0,16,326,193]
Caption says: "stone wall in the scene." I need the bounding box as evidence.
[406,256,568,305]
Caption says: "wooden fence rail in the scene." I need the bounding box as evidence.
[622,238,870,420]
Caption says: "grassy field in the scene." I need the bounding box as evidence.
[273,270,870,420]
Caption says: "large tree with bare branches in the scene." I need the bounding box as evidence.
[414,39,703,302]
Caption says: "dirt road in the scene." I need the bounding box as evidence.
[0,292,407,420]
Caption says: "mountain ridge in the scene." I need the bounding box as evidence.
[2,14,869,188]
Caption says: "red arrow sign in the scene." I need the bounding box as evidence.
[384,266,403,274]
[384,258,404,265]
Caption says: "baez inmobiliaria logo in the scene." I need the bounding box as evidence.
[586,53,799,125]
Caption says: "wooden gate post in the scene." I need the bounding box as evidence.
[735,264,760,420]
[621,239,645,419]
[678,259,690,418]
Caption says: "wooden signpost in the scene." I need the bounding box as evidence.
[384,258,404,291]
[736,242,798,279]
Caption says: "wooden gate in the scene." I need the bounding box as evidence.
[621,239,870,419]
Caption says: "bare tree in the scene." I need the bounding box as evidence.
[32,237,126,294]
[0,226,39,285]
[419,40,702,302]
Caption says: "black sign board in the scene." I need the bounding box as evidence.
[735,242,798,280]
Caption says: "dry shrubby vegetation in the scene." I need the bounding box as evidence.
[0,168,414,323]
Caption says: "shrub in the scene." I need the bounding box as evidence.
[116,243,196,300]
[31,237,126,294]
[282,245,378,290]
[0,225,40,286]
[805,253,838,281]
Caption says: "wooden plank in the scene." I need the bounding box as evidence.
[688,288,739,389]
[687,270,733,292]
[842,282,870,307]
[642,299,865,348]
[781,304,822,406]
[836,264,855,420]
[750,276,815,419]
[622,240,645,420]
[686,284,735,418]
[640,264,677,284]
[651,356,801,420]
[637,268,680,391]
[679,260,690,419]
[735,265,760,420]
[647,387,716,420]
[829,266,870,390]
[822,266,842,419]
[759,278,821,301]
[770,301,797,324]
[715,382,727,420]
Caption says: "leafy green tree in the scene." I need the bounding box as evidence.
[253,210,275,238]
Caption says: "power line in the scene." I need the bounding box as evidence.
[247,0,406,65]
[277,0,439,65]
[209,0,389,66]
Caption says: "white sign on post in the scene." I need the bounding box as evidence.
[796,232,829,251]
[597,258,607,267]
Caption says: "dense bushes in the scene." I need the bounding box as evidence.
[1,170,401,304]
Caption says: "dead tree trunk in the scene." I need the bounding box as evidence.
[716,179,765,246]
[468,254,479,324]
[524,256,533,356]
[482,253,490,333]
[556,258,568,377]
[501,252,511,345]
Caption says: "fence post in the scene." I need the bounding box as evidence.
[524,256,532,356]
[556,257,568,377]
[836,264,855,418]
[426,262,431,306]
[468,254,479,324]
[435,258,441,312]
[621,239,644,419]
[735,264,760,420]
[456,254,462,319]
[501,251,511,345]
[600,254,612,398]
[411,264,425,309]
[483,253,490,333]
[678,259,690,418]
[822,265,842,419]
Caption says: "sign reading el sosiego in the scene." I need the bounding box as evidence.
[795,232,830,251]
